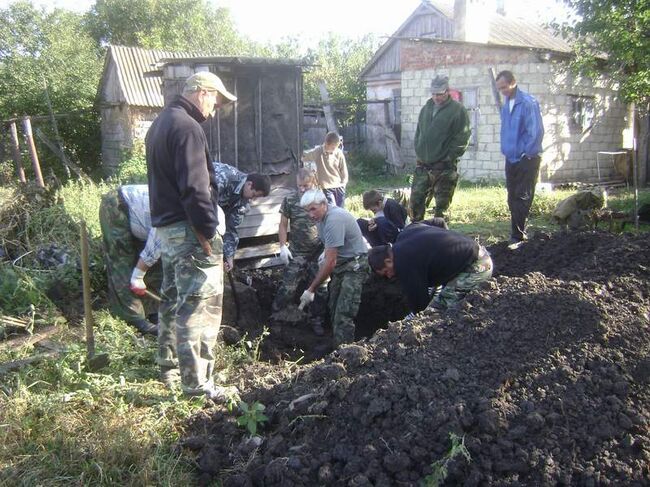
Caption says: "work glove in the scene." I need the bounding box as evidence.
[298,290,315,310]
[279,244,293,265]
[404,312,416,322]
[130,267,147,296]
[317,252,325,267]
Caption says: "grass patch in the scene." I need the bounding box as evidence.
[0,312,209,486]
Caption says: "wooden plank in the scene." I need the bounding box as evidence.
[0,325,58,352]
[235,242,281,260]
[238,221,282,238]
[488,67,502,111]
[0,351,60,376]
[237,255,284,270]
[318,81,338,132]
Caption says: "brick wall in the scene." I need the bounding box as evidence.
[399,40,628,183]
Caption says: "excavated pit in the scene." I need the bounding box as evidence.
[224,267,409,364]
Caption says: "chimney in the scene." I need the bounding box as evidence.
[454,0,490,44]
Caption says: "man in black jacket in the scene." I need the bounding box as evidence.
[368,224,492,317]
[146,71,238,402]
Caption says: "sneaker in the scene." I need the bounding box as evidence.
[132,319,158,336]
[507,239,525,250]
[206,385,239,403]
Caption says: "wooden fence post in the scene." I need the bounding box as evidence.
[21,116,45,188]
[9,121,27,183]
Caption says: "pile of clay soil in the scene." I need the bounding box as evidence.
[183,230,650,486]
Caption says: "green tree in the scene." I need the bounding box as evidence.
[303,33,379,106]
[555,0,650,104]
[0,1,103,176]
[85,0,251,54]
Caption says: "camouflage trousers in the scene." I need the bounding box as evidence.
[431,246,493,310]
[99,190,162,325]
[409,163,459,221]
[328,255,369,347]
[157,221,224,396]
[272,255,327,324]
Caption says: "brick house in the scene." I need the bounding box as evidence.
[360,0,633,184]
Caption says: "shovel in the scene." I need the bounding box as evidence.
[80,221,110,371]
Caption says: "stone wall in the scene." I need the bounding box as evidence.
[399,40,629,183]
[100,105,160,174]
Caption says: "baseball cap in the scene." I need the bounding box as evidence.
[184,71,237,101]
[430,75,449,94]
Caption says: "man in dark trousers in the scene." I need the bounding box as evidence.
[495,70,544,249]
[368,224,492,318]
[146,71,237,402]
[410,74,471,222]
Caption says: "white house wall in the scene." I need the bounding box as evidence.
[399,41,628,183]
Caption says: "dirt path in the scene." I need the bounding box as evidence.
[185,230,650,486]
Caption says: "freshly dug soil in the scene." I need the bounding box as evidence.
[184,230,650,486]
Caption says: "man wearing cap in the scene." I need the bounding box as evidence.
[146,71,238,402]
[410,75,471,222]
[299,188,369,347]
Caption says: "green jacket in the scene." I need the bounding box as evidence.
[414,97,471,165]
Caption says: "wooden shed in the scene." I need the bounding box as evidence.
[98,45,198,172]
[153,56,309,265]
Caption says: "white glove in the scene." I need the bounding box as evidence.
[317,252,325,267]
[279,244,293,265]
[130,267,147,296]
[216,205,226,236]
[404,312,416,322]
[298,290,315,310]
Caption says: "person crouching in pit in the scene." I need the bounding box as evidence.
[298,189,369,347]
[272,168,327,335]
[368,223,493,320]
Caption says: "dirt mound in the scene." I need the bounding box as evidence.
[184,230,650,486]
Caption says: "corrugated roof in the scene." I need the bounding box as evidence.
[104,45,199,108]
[360,0,571,78]
[102,46,310,108]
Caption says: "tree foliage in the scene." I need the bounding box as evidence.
[556,0,650,105]
[303,33,379,106]
[85,0,251,54]
[0,1,103,175]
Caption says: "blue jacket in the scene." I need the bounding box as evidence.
[500,87,544,163]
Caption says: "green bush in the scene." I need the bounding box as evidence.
[346,150,388,178]
[0,264,58,318]
[114,142,147,185]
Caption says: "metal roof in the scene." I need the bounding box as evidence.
[102,45,200,108]
[101,46,310,109]
[360,0,571,79]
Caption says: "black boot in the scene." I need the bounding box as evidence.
[131,319,158,336]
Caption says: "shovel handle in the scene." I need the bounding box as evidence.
[79,220,95,358]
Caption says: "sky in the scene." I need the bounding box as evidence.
[1,0,570,45]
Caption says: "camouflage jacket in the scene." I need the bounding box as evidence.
[280,192,322,257]
[213,162,250,260]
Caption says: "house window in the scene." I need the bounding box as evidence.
[570,95,595,132]
[459,87,479,147]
